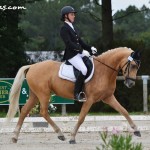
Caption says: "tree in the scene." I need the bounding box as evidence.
[20,0,69,51]
[20,0,101,51]
[92,1,150,51]
[113,5,150,40]
[90,0,113,51]
[0,0,40,77]
[101,0,113,50]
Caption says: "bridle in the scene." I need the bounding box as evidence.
[122,58,141,81]
[93,54,141,81]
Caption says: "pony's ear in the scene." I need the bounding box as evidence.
[131,50,141,60]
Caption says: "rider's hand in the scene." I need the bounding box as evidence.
[91,46,97,55]
[82,50,90,57]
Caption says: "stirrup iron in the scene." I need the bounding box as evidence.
[76,92,86,102]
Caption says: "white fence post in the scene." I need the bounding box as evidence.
[141,75,149,113]
[61,104,67,116]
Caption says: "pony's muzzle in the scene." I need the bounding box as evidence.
[124,78,135,88]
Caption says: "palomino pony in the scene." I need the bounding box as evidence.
[6,47,141,144]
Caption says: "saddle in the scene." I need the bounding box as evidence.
[59,56,94,83]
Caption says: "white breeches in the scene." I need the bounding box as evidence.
[68,53,87,76]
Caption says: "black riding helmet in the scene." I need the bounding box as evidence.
[61,6,77,21]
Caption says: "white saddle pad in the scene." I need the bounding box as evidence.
[58,58,94,83]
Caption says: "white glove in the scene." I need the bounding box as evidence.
[82,50,90,57]
[91,46,97,54]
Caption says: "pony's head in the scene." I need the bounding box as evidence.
[121,50,141,88]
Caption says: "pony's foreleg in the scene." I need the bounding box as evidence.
[12,95,38,143]
[39,99,65,141]
[103,95,141,137]
[69,99,93,144]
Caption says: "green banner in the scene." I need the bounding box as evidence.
[51,95,74,104]
[0,79,29,105]
[0,79,74,105]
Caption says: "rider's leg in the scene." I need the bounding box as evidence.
[68,54,87,100]
[74,71,86,100]
[68,54,87,76]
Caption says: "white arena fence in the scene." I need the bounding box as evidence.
[0,115,150,133]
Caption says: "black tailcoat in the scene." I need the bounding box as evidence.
[60,22,92,60]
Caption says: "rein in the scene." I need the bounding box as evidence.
[93,57,118,72]
[93,56,128,74]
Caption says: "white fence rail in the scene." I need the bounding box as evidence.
[1,116,150,133]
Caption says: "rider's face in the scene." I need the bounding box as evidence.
[66,13,75,23]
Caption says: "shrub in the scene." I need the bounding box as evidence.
[29,102,57,116]
[96,131,143,150]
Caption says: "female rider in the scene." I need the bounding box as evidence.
[60,6,97,101]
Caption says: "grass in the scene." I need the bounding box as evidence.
[0,112,7,117]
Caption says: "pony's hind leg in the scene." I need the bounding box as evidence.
[69,99,93,144]
[12,90,38,143]
[103,95,141,137]
[39,95,65,141]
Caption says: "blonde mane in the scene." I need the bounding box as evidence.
[98,47,133,59]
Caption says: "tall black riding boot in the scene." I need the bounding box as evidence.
[74,71,86,101]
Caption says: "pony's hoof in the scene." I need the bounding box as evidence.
[12,137,18,143]
[58,135,65,141]
[134,131,141,137]
[69,140,76,144]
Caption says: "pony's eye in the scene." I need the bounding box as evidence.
[131,64,138,69]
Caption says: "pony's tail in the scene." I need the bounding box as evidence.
[6,65,31,123]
